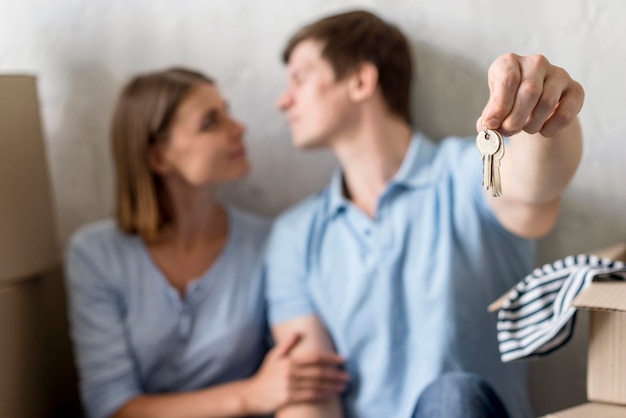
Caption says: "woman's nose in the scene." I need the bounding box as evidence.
[228,117,246,139]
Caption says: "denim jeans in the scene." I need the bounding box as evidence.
[412,372,510,418]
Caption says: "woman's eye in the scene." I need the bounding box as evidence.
[200,107,229,132]
[200,118,218,131]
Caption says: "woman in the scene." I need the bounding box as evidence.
[65,68,348,418]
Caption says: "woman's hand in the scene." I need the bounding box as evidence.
[243,333,349,415]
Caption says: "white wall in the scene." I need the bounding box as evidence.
[1,0,625,415]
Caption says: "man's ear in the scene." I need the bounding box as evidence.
[347,62,379,103]
[148,144,170,175]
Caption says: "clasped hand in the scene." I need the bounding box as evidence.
[245,333,349,414]
[478,53,584,138]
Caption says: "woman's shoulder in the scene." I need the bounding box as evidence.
[65,219,144,291]
[68,218,138,256]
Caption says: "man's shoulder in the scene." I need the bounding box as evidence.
[271,191,329,241]
[418,133,479,178]
[432,134,475,160]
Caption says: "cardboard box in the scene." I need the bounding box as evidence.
[490,243,626,417]
[0,76,80,416]
[544,402,626,418]
[0,75,57,284]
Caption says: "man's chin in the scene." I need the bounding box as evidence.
[291,134,326,150]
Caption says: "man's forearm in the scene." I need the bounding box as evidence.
[272,316,345,418]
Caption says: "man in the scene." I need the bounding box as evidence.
[265,10,583,418]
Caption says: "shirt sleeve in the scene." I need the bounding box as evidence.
[264,215,317,326]
[65,238,141,418]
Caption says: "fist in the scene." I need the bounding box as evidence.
[477,53,584,138]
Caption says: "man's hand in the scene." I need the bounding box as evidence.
[476,53,584,138]
[476,53,584,239]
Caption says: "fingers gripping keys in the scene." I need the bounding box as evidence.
[476,128,504,197]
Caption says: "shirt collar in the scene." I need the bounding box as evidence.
[390,131,437,188]
[325,167,349,220]
[324,132,437,220]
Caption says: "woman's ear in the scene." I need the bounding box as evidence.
[148,144,170,175]
[348,62,379,102]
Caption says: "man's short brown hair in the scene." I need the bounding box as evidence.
[283,10,413,125]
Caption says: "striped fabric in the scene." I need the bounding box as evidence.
[497,254,626,362]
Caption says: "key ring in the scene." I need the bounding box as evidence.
[482,123,490,139]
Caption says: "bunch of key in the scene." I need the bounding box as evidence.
[476,126,504,197]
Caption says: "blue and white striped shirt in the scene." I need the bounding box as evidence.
[497,254,626,362]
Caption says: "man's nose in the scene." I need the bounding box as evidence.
[276,89,293,111]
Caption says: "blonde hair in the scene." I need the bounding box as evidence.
[112,68,214,242]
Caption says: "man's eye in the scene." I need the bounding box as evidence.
[291,74,304,86]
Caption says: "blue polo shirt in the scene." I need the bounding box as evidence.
[66,206,270,418]
[265,133,535,418]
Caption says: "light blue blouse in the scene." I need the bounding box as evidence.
[66,206,271,418]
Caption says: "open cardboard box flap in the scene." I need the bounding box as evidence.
[571,282,626,312]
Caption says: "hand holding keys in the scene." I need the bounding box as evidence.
[474,53,584,199]
[476,126,504,197]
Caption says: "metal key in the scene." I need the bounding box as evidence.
[476,128,500,191]
[491,131,505,197]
